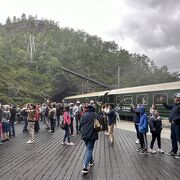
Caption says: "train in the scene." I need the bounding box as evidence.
[64,81,180,119]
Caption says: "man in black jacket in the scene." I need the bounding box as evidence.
[160,93,180,159]
[80,105,98,174]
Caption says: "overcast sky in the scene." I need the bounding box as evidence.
[0,0,179,72]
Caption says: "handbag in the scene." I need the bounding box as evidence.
[94,119,101,132]
[60,121,66,130]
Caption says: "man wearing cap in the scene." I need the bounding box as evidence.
[160,93,180,159]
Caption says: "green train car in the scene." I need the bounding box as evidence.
[64,81,180,119]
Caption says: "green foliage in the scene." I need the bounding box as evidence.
[0,14,179,105]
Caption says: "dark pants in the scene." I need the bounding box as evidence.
[75,116,80,133]
[34,121,40,132]
[134,123,139,139]
[170,123,178,153]
[10,121,15,136]
[56,115,60,126]
[50,118,55,133]
[139,132,148,150]
[70,117,74,135]
[150,131,161,149]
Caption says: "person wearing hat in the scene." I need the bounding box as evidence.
[160,93,180,159]
[79,104,98,174]
[73,101,82,134]
[104,103,117,145]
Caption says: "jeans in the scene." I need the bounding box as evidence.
[63,125,70,142]
[75,116,80,133]
[170,123,178,153]
[83,140,95,168]
[50,118,55,132]
[23,116,28,131]
[10,121,15,136]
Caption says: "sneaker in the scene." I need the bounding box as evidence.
[144,150,149,155]
[48,130,52,132]
[135,139,140,144]
[149,149,157,154]
[82,167,89,174]
[136,148,141,152]
[26,140,34,144]
[175,153,180,159]
[167,151,177,156]
[158,149,164,154]
[61,141,66,145]
[139,149,144,155]
[66,142,74,146]
[89,160,95,166]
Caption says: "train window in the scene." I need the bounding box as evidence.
[123,95,133,105]
[136,94,148,105]
[153,93,168,105]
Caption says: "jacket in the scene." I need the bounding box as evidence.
[130,107,140,124]
[149,116,162,132]
[63,111,71,125]
[80,106,98,141]
[162,102,180,125]
[105,108,116,126]
[138,106,148,133]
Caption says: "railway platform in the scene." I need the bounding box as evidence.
[0,121,179,180]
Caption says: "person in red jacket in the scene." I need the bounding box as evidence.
[62,106,74,146]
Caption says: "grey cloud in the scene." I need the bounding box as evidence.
[110,0,180,72]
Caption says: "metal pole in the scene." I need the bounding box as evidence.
[118,66,120,88]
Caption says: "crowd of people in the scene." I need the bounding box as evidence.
[0,92,180,174]
[130,93,180,160]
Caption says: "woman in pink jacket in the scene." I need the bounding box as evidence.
[62,106,74,145]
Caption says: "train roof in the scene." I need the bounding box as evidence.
[64,90,109,100]
[64,81,180,100]
[108,81,180,95]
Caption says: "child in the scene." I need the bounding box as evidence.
[149,110,164,154]
[137,105,148,154]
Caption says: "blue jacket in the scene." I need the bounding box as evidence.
[80,106,98,141]
[138,106,148,133]
[162,102,180,125]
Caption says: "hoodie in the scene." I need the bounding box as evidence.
[138,106,148,133]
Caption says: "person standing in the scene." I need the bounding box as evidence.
[9,105,17,137]
[80,105,98,174]
[130,103,140,144]
[74,101,82,134]
[62,105,74,145]
[149,110,164,154]
[26,104,36,144]
[138,105,148,154]
[49,104,56,133]
[104,104,116,145]
[160,93,180,159]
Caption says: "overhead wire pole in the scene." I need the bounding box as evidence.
[118,66,120,88]
[60,67,112,89]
